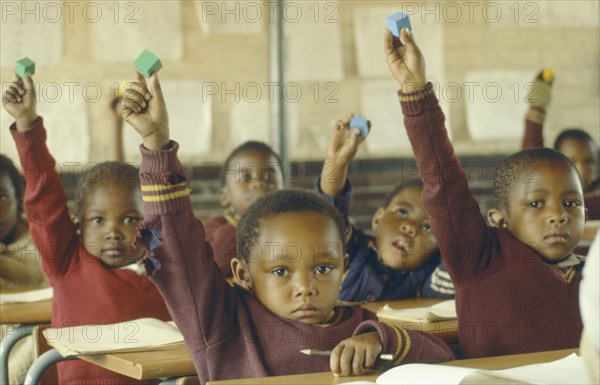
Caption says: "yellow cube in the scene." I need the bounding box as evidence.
[542,69,554,82]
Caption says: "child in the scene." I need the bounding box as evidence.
[2,73,170,385]
[522,70,599,219]
[122,72,454,382]
[317,116,453,302]
[385,29,586,358]
[204,140,285,276]
[1,153,48,385]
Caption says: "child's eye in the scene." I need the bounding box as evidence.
[564,200,581,208]
[271,268,288,277]
[124,217,141,224]
[422,223,432,233]
[0,194,8,202]
[394,208,408,218]
[90,217,104,224]
[527,201,542,208]
[315,265,333,275]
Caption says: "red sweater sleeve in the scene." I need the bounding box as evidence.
[10,118,79,279]
[522,117,544,149]
[399,85,492,283]
[353,320,454,365]
[136,142,237,353]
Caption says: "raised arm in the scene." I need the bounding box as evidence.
[384,29,489,282]
[522,70,552,149]
[123,73,237,354]
[3,73,78,278]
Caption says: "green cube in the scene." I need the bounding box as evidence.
[134,49,162,78]
[16,57,35,78]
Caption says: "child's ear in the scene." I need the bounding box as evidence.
[487,208,507,229]
[219,187,230,208]
[371,207,384,232]
[231,258,251,290]
[342,253,349,272]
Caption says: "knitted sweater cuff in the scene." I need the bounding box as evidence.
[398,82,439,116]
[353,320,410,365]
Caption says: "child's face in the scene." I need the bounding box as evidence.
[372,186,438,270]
[504,160,586,261]
[557,138,598,188]
[241,211,346,325]
[79,181,145,267]
[221,150,284,215]
[0,175,18,243]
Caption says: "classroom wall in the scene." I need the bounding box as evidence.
[1,0,598,166]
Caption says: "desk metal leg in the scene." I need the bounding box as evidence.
[23,348,77,385]
[1,324,36,385]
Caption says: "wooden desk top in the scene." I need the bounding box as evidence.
[361,298,459,343]
[78,348,196,380]
[206,348,578,385]
[0,299,52,324]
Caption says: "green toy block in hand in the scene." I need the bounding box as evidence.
[134,49,162,78]
[16,57,35,78]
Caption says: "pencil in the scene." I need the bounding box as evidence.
[300,349,394,361]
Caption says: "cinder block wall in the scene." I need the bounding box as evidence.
[1,0,598,166]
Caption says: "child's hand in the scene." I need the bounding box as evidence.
[384,28,427,93]
[330,332,383,377]
[122,72,169,150]
[525,70,552,110]
[326,114,368,167]
[2,73,38,132]
[108,89,124,130]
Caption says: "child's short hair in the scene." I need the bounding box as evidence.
[553,128,597,150]
[236,189,345,262]
[0,153,25,213]
[381,179,424,208]
[222,141,284,186]
[74,161,140,217]
[494,148,577,209]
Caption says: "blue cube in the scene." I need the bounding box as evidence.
[350,116,369,138]
[386,12,411,37]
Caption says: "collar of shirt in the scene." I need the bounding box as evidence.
[557,253,585,268]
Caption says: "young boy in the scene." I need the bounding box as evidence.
[522,70,599,219]
[122,72,454,382]
[204,140,285,276]
[318,116,453,302]
[2,73,170,384]
[384,28,586,358]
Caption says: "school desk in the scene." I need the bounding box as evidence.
[575,219,600,255]
[205,348,578,385]
[361,298,459,343]
[0,299,52,385]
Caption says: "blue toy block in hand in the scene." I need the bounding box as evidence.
[350,116,369,138]
[386,12,411,37]
[134,49,162,78]
[16,57,35,78]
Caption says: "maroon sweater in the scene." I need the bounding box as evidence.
[523,118,600,219]
[136,143,454,383]
[11,119,171,385]
[203,216,236,277]
[400,85,583,358]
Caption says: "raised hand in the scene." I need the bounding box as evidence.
[384,28,427,93]
[320,114,369,197]
[2,73,38,132]
[122,72,169,150]
[330,332,383,377]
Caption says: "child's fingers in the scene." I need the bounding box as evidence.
[399,27,414,47]
[364,347,379,370]
[121,95,146,114]
[338,345,355,376]
[149,72,164,103]
[351,348,366,375]
[330,344,344,376]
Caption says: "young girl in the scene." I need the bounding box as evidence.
[122,71,454,382]
[317,116,453,302]
[1,153,48,385]
[2,73,170,385]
